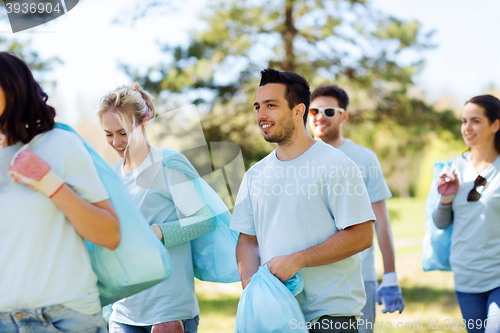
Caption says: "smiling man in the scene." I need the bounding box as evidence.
[230,68,376,333]
[309,85,405,333]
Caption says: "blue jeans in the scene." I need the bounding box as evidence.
[358,281,376,333]
[109,315,199,333]
[456,287,500,333]
[0,304,107,333]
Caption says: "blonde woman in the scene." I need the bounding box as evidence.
[99,83,216,333]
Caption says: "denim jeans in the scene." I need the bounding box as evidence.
[109,315,199,333]
[0,304,107,333]
[456,287,500,333]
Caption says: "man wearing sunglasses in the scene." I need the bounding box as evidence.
[231,69,376,332]
[309,85,405,333]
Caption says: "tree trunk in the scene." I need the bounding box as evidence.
[283,0,296,72]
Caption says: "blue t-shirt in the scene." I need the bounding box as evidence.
[109,146,205,325]
[336,139,392,281]
[230,141,376,321]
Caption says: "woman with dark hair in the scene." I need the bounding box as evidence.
[0,52,121,332]
[433,95,500,333]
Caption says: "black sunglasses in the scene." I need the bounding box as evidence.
[467,175,487,202]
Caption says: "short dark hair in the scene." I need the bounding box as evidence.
[0,52,56,146]
[466,94,500,153]
[259,68,310,126]
[311,85,349,111]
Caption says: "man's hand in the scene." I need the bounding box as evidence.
[376,272,405,314]
[267,253,303,283]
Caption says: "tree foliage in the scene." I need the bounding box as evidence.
[123,0,461,195]
[112,0,174,25]
[0,37,62,84]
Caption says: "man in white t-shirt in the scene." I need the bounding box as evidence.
[230,68,376,333]
[308,84,405,333]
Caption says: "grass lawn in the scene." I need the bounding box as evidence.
[195,198,466,332]
[195,281,241,333]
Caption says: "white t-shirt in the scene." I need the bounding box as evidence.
[447,153,500,293]
[230,141,376,322]
[0,129,109,315]
[336,139,392,281]
[110,146,205,325]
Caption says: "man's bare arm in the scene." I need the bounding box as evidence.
[372,199,396,273]
[268,221,373,282]
[236,233,261,289]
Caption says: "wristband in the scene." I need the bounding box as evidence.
[49,182,65,198]
[440,195,455,205]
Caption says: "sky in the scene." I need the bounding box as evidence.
[375,0,500,106]
[1,0,500,125]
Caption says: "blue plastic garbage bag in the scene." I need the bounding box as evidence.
[422,159,454,271]
[234,264,307,333]
[162,148,240,283]
[54,123,173,306]
[102,304,112,323]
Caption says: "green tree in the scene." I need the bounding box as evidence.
[112,1,174,25]
[123,0,460,196]
[1,37,61,84]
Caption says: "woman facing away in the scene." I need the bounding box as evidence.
[0,53,120,332]
[98,83,218,333]
[433,95,500,333]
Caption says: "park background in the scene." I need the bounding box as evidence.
[2,0,500,331]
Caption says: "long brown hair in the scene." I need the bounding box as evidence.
[0,52,56,146]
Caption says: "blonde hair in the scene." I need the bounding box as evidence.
[98,83,156,134]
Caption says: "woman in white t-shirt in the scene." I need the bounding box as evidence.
[0,54,121,332]
[433,95,500,333]
[98,83,217,333]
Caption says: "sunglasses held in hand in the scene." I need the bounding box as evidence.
[309,106,345,118]
[467,175,487,202]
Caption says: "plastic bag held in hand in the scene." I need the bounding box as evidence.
[8,145,65,197]
[234,264,307,333]
[376,272,405,314]
[151,321,184,333]
[437,167,459,204]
